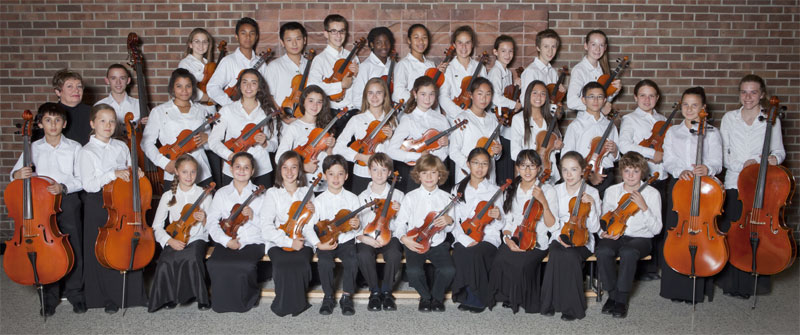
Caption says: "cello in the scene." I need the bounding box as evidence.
[281,49,316,118]
[514,170,551,251]
[460,179,513,242]
[363,172,400,246]
[314,200,378,245]
[164,182,216,244]
[220,185,267,239]
[223,48,274,98]
[197,41,227,106]
[452,52,489,109]
[424,46,456,88]
[728,97,795,308]
[279,174,323,251]
[638,102,680,153]
[294,108,350,164]
[406,193,461,253]
[323,37,367,102]
[4,111,74,319]
[158,113,220,160]
[597,57,629,97]
[600,173,659,237]
[663,109,728,307]
[95,112,155,313]
[401,119,468,165]
[350,100,404,166]
[559,165,592,247]
[223,108,281,161]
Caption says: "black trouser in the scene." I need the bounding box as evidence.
[205,150,224,188]
[356,238,403,293]
[317,240,358,296]
[639,177,668,276]
[596,236,652,304]
[404,242,455,302]
[43,193,84,308]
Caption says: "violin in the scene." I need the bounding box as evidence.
[514,170,551,251]
[597,57,629,97]
[476,111,503,156]
[452,52,489,109]
[223,109,281,161]
[559,166,592,247]
[127,33,164,196]
[663,109,728,287]
[197,41,228,106]
[585,110,619,175]
[600,173,659,237]
[494,107,514,128]
[729,97,795,293]
[220,185,267,239]
[546,66,569,104]
[460,179,513,242]
[158,113,220,161]
[323,37,367,102]
[164,182,215,244]
[401,119,468,165]
[639,102,680,154]
[381,50,398,95]
[406,193,461,253]
[350,100,404,166]
[294,108,350,164]
[363,172,400,245]
[223,48,274,98]
[498,67,524,127]
[314,200,378,245]
[278,174,323,251]
[424,46,456,88]
[4,111,74,310]
[281,49,316,118]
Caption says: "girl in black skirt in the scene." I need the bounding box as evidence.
[260,151,315,317]
[540,151,601,321]
[205,152,267,313]
[489,150,557,314]
[450,148,503,313]
[77,104,147,313]
[148,154,212,312]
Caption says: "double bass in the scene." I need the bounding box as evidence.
[197,41,227,106]
[350,100,404,166]
[363,172,400,246]
[281,49,316,118]
[278,174,323,251]
[728,97,795,308]
[406,193,461,253]
[514,170,551,251]
[4,111,74,318]
[452,52,489,109]
[600,173,660,237]
[164,182,216,244]
[424,46,456,88]
[323,38,367,102]
[559,165,592,247]
[460,179,513,242]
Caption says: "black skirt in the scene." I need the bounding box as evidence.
[451,242,497,308]
[489,243,548,313]
[206,242,265,313]
[540,241,591,319]
[495,136,514,185]
[82,191,147,309]
[147,240,209,312]
[267,246,313,317]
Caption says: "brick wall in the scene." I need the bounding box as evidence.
[1,0,798,240]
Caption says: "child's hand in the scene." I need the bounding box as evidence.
[193,209,206,223]
[13,167,33,180]
[167,238,186,251]
[291,237,305,251]
[165,160,176,174]
[381,126,393,138]
[194,133,208,146]
[349,217,360,229]
[46,183,63,195]
[391,201,400,211]
[317,239,338,250]
[241,206,253,219]
[304,159,319,173]
[254,132,267,146]
[226,239,240,250]
[115,169,131,182]
[401,235,424,253]
[488,207,500,220]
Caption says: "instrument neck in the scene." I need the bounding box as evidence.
[179,189,211,222]
[690,128,705,217]
[22,131,33,220]
[134,63,150,119]
[311,113,342,147]
[379,178,398,218]
[333,201,373,227]
[571,179,588,217]
[291,185,317,221]
[754,110,774,209]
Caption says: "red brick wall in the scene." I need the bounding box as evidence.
[1,1,798,240]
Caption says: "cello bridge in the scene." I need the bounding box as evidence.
[126,222,141,226]
[23,233,40,238]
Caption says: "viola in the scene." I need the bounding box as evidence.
[597,57,629,97]
[350,100,404,166]
[314,200,378,245]
[476,111,503,156]
[452,52,489,109]
[197,41,228,106]
[406,193,461,253]
[559,166,592,247]
[281,49,316,118]
[381,50,399,95]
[127,33,164,196]
[223,108,281,161]
[220,185,267,239]
[363,172,400,245]
[401,119,468,165]
[460,179,513,242]
[729,97,795,290]
[323,38,367,102]
[4,111,74,307]
[546,66,569,104]
[223,48,274,98]
[535,103,562,176]
[278,174,323,251]
[585,110,619,175]
[663,109,728,290]
[639,102,680,154]
[424,46,456,88]
[600,173,660,237]
[164,182,215,244]
[294,108,350,164]
[158,113,220,161]
[513,170,551,251]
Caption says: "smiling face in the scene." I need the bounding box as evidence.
[584,33,607,62]
[494,41,514,66]
[239,72,259,100]
[537,37,559,63]
[231,156,254,182]
[281,157,301,186]
[471,83,492,111]
[105,68,130,96]
[56,79,84,107]
[419,168,440,191]
[189,31,210,58]
[739,81,764,111]
[90,108,117,141]
[515,158,540,184]
[529,83,548,110]
[621,166,642,189]
[323,163,348,191]
[173,76,194,104]
[468,153,491,180]
[681,93,705,123]
[176,160,198,188]
[371,34,391,60]
[280,28,306,57]
[303,92,324,118]
[454,31,473,59]
[324,21,347,48]
[634,85,659,113]
[413,84,437,111]
[366,82,386,110]
[409,27,429,56]
[560,157,583,188]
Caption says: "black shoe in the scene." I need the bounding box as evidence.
[197,303,211,311]
[40,306,55,317]
[501,302,511,309]
[612,302,628,318]
[340,295,355,316]
[418,298,431,312]
[602,298,616,315]
[319,296,336,315]
[164,302,177,310]
[431,299,445,312]
[382,293,396,311]
[104,304,119,314]
[468,305,485,313]
[457,303,469,311]
[367,292,382,311]
[72,301,87,314]
[638,273,661,281]
[542,309,555,317]
[561,313,576,321]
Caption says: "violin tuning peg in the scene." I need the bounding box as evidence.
[758,115,767,122]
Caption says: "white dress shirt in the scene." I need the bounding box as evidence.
[392,54,435,104]
[487,64,515,139]
[260,185,317,250]
[151,185,212,247]
[206,181,266,249]
[448,109,501,183]
[662,122,723,178]
[265,53,307,110]
[94,93,140,123]
[275,119,328,192]
[307,45,360,110]
[11,136,83,194]
[562,111,620,170]
[356,182,405,242]
[394,186,455,248]
[208,100,278,178]
[333,110,389,178]
[77,136,130,193]
[351,52,390,108]
[439,59,488,122]
[552,182,601,252]
[451,179,504,247]
[177,54,218,116]
[520,57,558,94]
[566,57,619,112]
[619,107,668,180]
[308,189,361,247]
[502,183,558,251]
[206,48,270,106]
[600,182,662,238]
[720,107,786,189]
[509,112,560,183]
[385,107,450,164]
[142,99,212,182]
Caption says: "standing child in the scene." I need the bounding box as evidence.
[566,30,621,114]
[439,26,488,122]
[266,21,308,122]
[94,64,142,125]
[392,24,446,104]
[308,14,360,117]
[206,17,268,107]
[352,27,395,108]
[487,35,521,184]
[449,78,502,184]
[52,69,91,145]
[510,81,563,184]
[520,29,564,94]
[177,27,217,114]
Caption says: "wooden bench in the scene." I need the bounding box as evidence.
[204,246,650,301]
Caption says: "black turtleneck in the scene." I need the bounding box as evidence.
[60,102,92,145]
